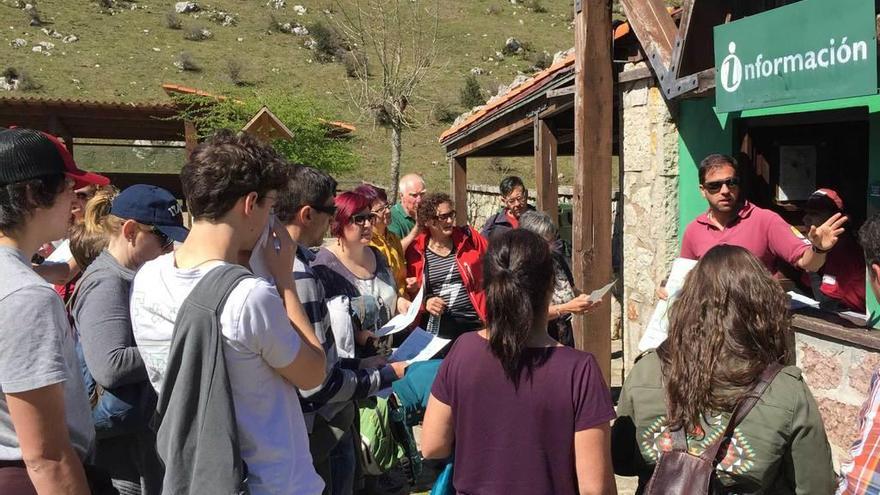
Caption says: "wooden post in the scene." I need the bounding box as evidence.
[184,120,198,159]
[450,155,468,226]
[534,118,559,224]
[573,0,613,383]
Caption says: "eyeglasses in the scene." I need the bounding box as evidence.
[150,227,174,249]
[504,194,528,207]
[371,203,390,215]
[75,191,91,201]
[312,204,337,216]
[702,177,740,194]
[435,211,456,222]
[350,212,377,226]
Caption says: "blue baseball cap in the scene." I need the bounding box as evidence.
[110,184,189,243]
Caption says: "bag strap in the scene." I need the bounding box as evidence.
[699,362,784,463]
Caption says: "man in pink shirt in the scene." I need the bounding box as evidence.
[680,153,846,274]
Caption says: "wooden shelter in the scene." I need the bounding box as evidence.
[0,84,357,199]
[439,16,642,381]
[0,95,194,197]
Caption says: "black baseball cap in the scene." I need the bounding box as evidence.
[110,184,189,243]
[0,127,109,188]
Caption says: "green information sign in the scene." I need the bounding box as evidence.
[714,0,877,113]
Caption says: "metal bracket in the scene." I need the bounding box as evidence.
[664,74,699,99]
[574,0,582,15]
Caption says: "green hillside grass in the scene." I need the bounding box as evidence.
[1,0,583,190]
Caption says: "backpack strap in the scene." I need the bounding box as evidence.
[180,263,254,314]
[699,362,784,463]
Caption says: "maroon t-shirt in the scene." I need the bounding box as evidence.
[431,332,616,495]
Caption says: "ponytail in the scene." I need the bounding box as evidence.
[483,229,554,385]
[83,186,120,235]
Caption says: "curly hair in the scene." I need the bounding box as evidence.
[181,129,293,220]
[657,245,792,434]
[0,173,67,235]
[416,192,452,229]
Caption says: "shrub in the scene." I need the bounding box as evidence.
[184,26,213,41]
[524,0,547,13]
[225,59,249,86]
[433,103,460,125]
[24,3,43,26]
[165,11,182,29]
[2,67,41,91]
[531,51,552,70]
[176,52,201,72]
[340,50,369,78]
[309,21,346,63]
[267,13,281,32]
[489,157,514,176]
[459,74,484,109]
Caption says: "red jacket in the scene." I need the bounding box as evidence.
[405,226,488,322]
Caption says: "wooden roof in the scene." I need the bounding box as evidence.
[0,96,184,141]
[440,22,633,145]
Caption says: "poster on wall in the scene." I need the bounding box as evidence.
[776,145,817,201]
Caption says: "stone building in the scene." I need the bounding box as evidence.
[445,0,880,465]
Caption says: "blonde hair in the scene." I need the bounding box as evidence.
[69,222,108,269]
[83,186,123,236]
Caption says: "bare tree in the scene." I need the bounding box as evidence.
[333,0,439,201]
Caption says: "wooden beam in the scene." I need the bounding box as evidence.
[618,65,653,83]
[573,0,613,383]
[546,86,575,99]
[619,0,677,67]
[534,118,559,224]
[446,100,574,158]
[184,120,198,159]
[450,156,468,226]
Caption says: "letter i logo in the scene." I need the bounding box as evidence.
[720,42,742,93]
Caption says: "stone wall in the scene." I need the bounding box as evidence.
[619,64,681,370]
[795,331,879,467]
[464,183,574,229]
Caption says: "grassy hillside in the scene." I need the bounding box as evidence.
[1,0,585,191]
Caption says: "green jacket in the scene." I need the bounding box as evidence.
[389,202,415,240]
[612,351,835,495]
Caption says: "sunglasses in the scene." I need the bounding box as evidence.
[150,226,174,249]
[350,212,377,226]
[702,177,740,193]
[371,203,390,215]
[435,211,456,222]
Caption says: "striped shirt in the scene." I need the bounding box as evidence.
[838,368,880,494]
[425,247,479,339]
[294,246,390,428]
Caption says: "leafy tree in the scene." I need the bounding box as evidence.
[460,74,484,109]
[172,91,357,174]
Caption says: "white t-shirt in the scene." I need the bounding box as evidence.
[45,238,72,263]
[130,253,323,495]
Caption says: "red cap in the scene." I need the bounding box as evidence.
[39,131,109,189]
[807,188,845,212]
